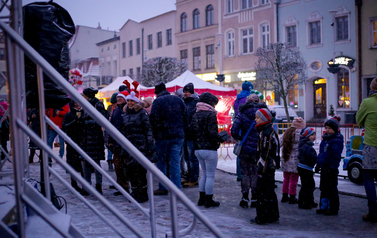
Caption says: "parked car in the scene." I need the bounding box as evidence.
[268,105,298,123]
[343,135,364,184]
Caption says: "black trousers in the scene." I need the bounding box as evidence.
[125,158,148,195]
[256,169,279,223]
[319,168,339,212]
[298,167,315,207]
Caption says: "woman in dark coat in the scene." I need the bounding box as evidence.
[27,108,41,163]
[121,91,154,203]
[62,100,84,192]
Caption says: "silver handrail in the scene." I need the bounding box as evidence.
[0,14,224,238]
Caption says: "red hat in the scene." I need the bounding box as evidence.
[117,91,129,101]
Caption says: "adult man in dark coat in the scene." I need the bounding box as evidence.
[182,83,200,187]
[150,82,188,195]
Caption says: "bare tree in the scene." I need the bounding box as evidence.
[255,43,307,123]
[141,57,187,87]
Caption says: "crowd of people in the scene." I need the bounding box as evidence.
[22,78,377,225]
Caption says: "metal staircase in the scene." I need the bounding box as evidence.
[0,0,223,237]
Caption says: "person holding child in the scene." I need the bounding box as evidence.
[316,117,344,216]
[297,127,318,209]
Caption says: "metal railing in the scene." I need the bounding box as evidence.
[0,5,223,238]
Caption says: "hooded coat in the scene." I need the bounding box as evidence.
[298,136,317,170]
[317,132,344,170]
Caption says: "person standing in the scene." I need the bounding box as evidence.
[27,108,41,163]
[46,103,69,158]
[105,92,119,172]
[150,82,187,195]
[182,83,200,187]
[231,94,267,208]
[233,81,254,181]
[280,117,306,204]
[251,108,279,225]
[356,77,377,223]
[80,87,108,195]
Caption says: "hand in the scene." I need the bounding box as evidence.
[314,166,320,173]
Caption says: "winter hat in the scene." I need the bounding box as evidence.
[301,127,316,138]
[175,88,184,99]
[370,78,377,92]
[117,91,129,101]
[110,92,118,104]
[126,91,140,103]
[292,117,306,129]
[183,83,195,94]
[143,97,153,107]
[155,82,166,95]
[119,85,129,93]
[324,117,340,132]
[199,92,218,107]
[242,81,254,91]
[250,90,264,100]
[247,93,260,103]
[82,87,98,99]
[256,108,273,125]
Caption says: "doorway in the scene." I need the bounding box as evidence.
[313,78,327,118]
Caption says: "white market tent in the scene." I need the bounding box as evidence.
[97,76,152,98]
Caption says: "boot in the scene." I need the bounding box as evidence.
[108,160,114,172]
[29,156,34,163]
[95,184,103,195]
[71,180,82,193]
[250,192,257,208]
[204,194,220,208]
[281,193,289,203]
[198,192,206,206]
[289,195,298,204]
[239,192,249,208]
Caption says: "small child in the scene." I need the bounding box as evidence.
[297,127,318,209]
[250,108,279,225]
[316,118,344,215]
[280,117,306,204]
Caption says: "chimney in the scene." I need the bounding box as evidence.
[97,22,101,29]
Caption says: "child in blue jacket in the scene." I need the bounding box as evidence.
[316,118,344,215]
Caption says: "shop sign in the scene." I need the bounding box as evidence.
[327,56,355,68]
[237,71,256,81]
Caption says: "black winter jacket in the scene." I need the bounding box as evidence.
[27,108,41,149]
[256,123,280,173]
[298,137,317,170]
[190,103,222,150]
[231,101,267,160]
[184,94,199,140]
[150,90,187,140]
[106,102,126,149]
[121,103,155,160]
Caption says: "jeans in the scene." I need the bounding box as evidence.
[236,156,242,179]
[363,169,377,216]
[82,160,102,186]
[155,138,184,190]
[107,148,113,161]
[195,150,218,195]
[47,129,64,157]
[239,155,258,195]
[183,140,199,182]
[282,172,299,195]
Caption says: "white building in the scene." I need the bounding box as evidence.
[97,35,120,87]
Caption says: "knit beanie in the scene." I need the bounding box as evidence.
[126,91,140,103]
[82,87,98,99]
[116,91,129,101]
[324,117,340,132]
[242,81,254,91]
[110,92,118,104]
[183,83,195,94]
[301,127,316,138]
[119,85,129,92]
[247,93,260,103]
[292,117,306,129]
[155,82,166,95]
[370,78,377,92]
[143,97,153,107]
[250,90,264,100]
[256,108,273,126]
[199,92,218,107]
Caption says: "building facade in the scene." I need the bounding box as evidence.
[119,11,176,81]
[97,35,120,87]
[278,0,357,122]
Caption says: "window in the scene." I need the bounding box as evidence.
[193,47,201,70]
[261,0,269,4]
[107,46,110,51]
[136,67,141,79]
[286,26,297,47]
[336,16,348,41]
[206,45,215,68]
[0,48,5,60]
[226,0,234,13]
[288,85,298,109]
[122,70,126,76]
[129,40,133,56]
[157,31,162,48]
[181,13,187,32]
[148,34,153,50]
[261,23,270,48]
[193,9,200,29]
[122,42,126,58]
[180,49,188,64]
[114,44,116,49]
[136,38,141,55]
[242,28,253,54]
[205,5,214,26]
[309,21,321,45]
[337,68,350,108]
[129,68,134,78]
[166,29,172,45]
[372,18,377,48]
[101,48,103,52]
[241,0,252,9]
[226,31,235,56]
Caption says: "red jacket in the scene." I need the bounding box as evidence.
[46,104,70,129]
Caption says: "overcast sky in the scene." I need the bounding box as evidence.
[22,0,176,31]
